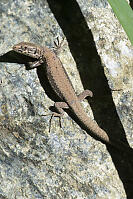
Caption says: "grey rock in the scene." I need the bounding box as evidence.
[0,0,133,198]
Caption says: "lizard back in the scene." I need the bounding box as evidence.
[43,47,79,104]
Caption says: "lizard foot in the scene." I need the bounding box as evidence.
[52,36,65,52]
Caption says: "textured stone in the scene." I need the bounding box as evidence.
[0,0,132,198]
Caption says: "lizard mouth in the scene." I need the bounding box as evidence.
[13,43,23,53]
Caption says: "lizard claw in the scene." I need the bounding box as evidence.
[52,36,65,52]
[49,113,62,132]
[40,113,62,132]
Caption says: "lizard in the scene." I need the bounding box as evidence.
[13,42,133,154]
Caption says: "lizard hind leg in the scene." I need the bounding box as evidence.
[77,90,93,101]
[49,102,69,132]
[49,90,93,132]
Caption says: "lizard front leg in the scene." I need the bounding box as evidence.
[27,57,44,68]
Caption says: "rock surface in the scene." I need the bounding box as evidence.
[0,0,133,198]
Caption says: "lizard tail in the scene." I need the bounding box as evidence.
[71,102,133,155]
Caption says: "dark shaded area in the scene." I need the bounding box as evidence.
[129,0,133,9]
[0,50,36,64]
[0,0,133,197]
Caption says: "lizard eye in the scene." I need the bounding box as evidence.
[17,47,23,52]
[28,47,37,54]
[22,46,28,51]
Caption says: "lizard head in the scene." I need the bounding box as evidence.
[13,42,43,59]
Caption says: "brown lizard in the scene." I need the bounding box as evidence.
[13,42,133,154]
